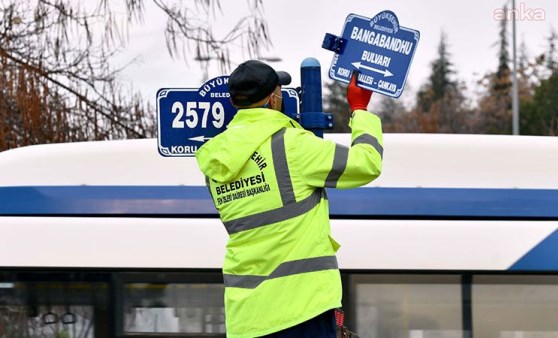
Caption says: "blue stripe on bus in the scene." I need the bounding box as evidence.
[0,186,216,215]
[1,186,558,218]
[509,230,558,271]
[330,187,558,218]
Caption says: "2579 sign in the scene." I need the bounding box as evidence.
[157,76,236,157]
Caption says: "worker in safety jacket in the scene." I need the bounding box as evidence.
[196,60,382,338]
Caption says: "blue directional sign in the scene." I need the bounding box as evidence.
[323,11,420,98]
[157,76,300,157]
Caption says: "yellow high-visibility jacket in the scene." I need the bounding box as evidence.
[196,107,383,338]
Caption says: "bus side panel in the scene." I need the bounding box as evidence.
[2,217,558,272]
[331,220,558,271]
[0,217,227,269]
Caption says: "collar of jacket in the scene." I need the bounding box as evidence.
[195,108,302,182]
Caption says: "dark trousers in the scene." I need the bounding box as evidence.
[259,310,337,338]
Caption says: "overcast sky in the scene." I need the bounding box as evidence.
[114,0,557,104]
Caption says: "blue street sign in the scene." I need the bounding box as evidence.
[157,76,300,157]
[323,11,420,98]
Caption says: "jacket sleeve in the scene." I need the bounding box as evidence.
[288,110,383,189]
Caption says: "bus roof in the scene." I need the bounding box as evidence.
[1,133,557,189]
[1,134,557,218]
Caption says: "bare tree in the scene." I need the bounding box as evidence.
[0,0,271,150]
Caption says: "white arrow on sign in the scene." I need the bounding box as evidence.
[189,135,212,142]
[352,62,393,77]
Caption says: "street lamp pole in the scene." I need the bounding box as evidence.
[511,0,520,135]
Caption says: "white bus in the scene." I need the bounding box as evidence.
[1,134,558,338]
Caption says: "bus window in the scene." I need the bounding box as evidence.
[121,274,225,336]
[350,274,464,338]
[0,278,109,338]
[473,275,558,337]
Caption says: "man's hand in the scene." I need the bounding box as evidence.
[347,71,372,112]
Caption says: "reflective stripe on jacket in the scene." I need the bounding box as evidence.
[196,108,382,338]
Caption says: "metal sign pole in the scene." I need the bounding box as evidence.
[300,57,330,138]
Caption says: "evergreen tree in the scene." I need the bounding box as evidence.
[413,31,471,133]
[521,73,558,135]
[429,31,456,100]
[476,4,513,134]
[521,30,558,135]
[417,31,456,112]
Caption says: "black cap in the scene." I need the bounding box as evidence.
[229,60,291,107]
